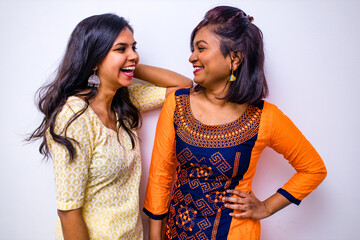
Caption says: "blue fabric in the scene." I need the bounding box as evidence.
[163,88,264,239]
[143,207,168,220]
[277,188,301,205]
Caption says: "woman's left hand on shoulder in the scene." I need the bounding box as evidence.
[222,189,271,220]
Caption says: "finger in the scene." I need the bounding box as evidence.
[224,203,246,211]
[226,189,249,197]
[241,204,246,211]
[222,196,246,204]
[229,211,250,219]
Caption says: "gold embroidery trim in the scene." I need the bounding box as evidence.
[174,94,262,148]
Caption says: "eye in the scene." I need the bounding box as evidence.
[197,46,206,52]
[115,47,126,52]
[132,45,137,51]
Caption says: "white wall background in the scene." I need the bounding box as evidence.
[0,0,359,239]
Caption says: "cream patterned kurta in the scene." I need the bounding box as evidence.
[46,84,166,239]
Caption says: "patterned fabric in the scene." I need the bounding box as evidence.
[144,88,327,240]
[174,93,262,148]
[47,84,166,240]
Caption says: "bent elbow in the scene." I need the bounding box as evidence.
[313,165,327,186]
[57,208,82,221]
[320,167,327,182]
[57,209,69,220]
[185,79,194,88]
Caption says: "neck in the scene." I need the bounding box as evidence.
[91,86,118,114]
[203,88,228,106]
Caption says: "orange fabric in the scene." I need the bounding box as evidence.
[226,101,327,201]
[226,102,327,239]
[262,102,327,200]
[144,91,178,216]
[144,92,327,238]
[227,217,260,240]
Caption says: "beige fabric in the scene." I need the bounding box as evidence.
[47,84,166,239]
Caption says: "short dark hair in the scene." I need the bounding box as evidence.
[191,6,268,104]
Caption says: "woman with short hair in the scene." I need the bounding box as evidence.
[144,6,327,240]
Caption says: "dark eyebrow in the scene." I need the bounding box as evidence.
[194,40,208,46]
[113,41,137,47]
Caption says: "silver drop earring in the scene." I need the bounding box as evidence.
[88,71,100,88]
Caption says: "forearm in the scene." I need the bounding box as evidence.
[134,64,193,89]
[263,192,291,218]
[149,218,164,240]
[58,208,89,240]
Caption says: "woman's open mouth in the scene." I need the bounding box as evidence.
[121,65,135,77]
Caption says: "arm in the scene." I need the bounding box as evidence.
[223,103,326,219]
[134,64,193,96]
[268,104,327,204]
[47,100,92,238]
[149,218,166,240]
[58,209,89,240]
[143,91,178,239]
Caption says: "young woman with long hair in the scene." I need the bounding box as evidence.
[28,13,192,239]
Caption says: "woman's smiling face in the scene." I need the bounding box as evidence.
[96,27,139,89]
[189,26,232,90]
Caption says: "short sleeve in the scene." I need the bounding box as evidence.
[143,91,177,219]
[46,99,92,210]
[128,83,166,112]
[267,103,327,205]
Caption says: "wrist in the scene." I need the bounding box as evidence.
[262,201,273,219]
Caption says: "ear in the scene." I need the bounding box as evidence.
[230,51,243,71]
[93,66,98,71]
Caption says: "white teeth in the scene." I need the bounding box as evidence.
[194,67,203,70]
[122,66,135,71]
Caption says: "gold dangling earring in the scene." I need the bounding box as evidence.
[229,70,236,82]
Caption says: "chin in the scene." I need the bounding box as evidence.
[119,80,133,87]
[193,79,204,86]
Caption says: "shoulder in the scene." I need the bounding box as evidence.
[168,87,192,107]
[57,96,88,119]
[261,101,283,116]
[261,101,296,133]
[257,101,284,131]
[158,89,181,119]
[128,83,167,111]
[128,83,165,95]
[175,87,190,97]
[54,96,92,132]
[65,96,87,113]
[164,89,177,107]
[127,83,142,93]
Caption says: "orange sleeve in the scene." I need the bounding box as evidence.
[268,103,327,204]
[143,90,178,219]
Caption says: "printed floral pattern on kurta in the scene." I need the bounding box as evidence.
[47,84,166,240]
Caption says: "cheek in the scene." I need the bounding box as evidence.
[135,53,140,63]
[117,56,128,66]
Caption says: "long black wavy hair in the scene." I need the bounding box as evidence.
[27,13,140,162]
[191,6,268,104]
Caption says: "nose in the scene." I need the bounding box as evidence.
[128,48,139,63]
[189,51,197,63]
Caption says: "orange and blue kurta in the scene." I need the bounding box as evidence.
[144,88,326,240]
